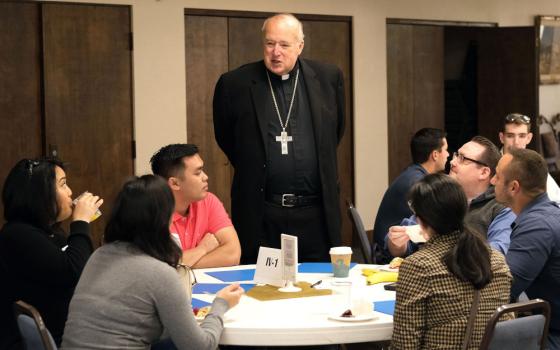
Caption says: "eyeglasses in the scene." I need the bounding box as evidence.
[178,264,198,288]
[505,113,531,125]
[26,159,40,177]
[452,152,489,167]
[407,200,415,214]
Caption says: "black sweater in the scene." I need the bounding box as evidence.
[0,220,92,349]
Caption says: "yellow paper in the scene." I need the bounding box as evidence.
[362,269,398,285]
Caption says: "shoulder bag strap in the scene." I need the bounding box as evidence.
[461,289,481,350]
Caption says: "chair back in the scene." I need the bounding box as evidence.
[14,300,57,350]
[347,200,373,264]
[479,298,550,350]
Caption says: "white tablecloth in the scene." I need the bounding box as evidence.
[193,264,395,346]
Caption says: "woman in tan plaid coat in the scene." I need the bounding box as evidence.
[391,174,512,349]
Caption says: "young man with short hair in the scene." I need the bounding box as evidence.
[150,144,241,268]
[499,113,560,203]
[373,128,448,262]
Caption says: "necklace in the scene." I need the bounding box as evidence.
[266,68,299,155]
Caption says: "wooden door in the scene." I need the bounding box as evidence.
[387,24,445,182]
[185,11,355,245]
[0,2,43,225]
[185,15,232,211]
[300,20,354,246]
[228,18,263,70]
[42,4,134,246]
[476,26,539,151]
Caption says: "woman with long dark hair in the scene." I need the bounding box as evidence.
[62,175,243,350]
[391,173,512,349]
[0,158,103,349]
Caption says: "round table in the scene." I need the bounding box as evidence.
[193,263,395,346]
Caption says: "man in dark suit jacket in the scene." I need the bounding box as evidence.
[213,13,345,264]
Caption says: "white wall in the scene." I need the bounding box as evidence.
[42,0,560,229]
[540,85,560,119]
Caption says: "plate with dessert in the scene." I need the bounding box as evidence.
[328,309,378,322]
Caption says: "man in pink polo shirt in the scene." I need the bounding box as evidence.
[150,144,241,268]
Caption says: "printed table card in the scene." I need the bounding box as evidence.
[254,246,283,287]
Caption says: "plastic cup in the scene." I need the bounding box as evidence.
[331,280,352,313]
[351,289,373,316]
[72,192,102,222]
[330,246,352,278]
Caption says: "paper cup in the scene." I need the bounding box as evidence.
[330,246,352,278]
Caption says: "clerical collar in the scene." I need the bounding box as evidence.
[268,61,300,82]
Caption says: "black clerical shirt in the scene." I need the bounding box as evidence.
[266,61,320,196]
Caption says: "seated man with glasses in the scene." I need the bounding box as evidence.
[499,113,560,204]
[387,136,516,258]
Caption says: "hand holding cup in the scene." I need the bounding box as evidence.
[387,226,410,246]
[72,192,103,223]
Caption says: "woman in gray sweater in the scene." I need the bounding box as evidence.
[62,175,243,350]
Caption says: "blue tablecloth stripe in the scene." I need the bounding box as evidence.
[374,300,395,316]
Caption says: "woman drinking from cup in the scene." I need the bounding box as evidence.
[0,158,103,349]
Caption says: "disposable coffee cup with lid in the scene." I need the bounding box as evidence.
[329,246,352,278]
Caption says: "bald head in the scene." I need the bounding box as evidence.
[261,13,305,76]
[262,13,304,42]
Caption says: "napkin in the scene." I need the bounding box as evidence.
[406,225,426,243]
[362,268,398,285]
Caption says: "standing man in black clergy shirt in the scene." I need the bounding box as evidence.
[213,13,345,264]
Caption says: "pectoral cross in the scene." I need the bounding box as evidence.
[275,130,293,155]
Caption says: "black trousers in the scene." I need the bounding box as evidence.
[261,201,331,262]
[223,203,335,350]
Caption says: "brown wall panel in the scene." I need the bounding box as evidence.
[42,4,134,245]
[301,20,354,245]
[0,3,43,225]
[185,15,231,213]
[387,24,444,182]
[228,18,263,71]
[477,26,539,151]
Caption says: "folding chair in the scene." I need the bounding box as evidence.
[14,300,57,350]
[479,298,550,350]
[347,200,374,264]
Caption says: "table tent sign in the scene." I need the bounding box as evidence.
[254,234,300,292]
